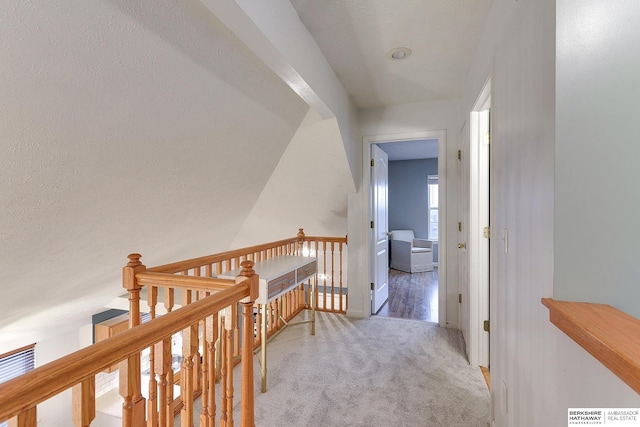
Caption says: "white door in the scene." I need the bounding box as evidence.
[468,81,491,368]
[371,144,389,314]
[458,144,470,346]
[477,108,490,368]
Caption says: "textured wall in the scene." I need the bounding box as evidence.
[0,0,309,352]
[231,108,354,247]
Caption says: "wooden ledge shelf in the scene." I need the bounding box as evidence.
[542,298,640,394]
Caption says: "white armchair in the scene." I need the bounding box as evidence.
[390,230,434,273]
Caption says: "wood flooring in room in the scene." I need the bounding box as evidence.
[376,267,438,323]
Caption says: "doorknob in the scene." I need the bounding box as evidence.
[458,243,466,249]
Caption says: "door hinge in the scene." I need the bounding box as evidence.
[458,222,462,232]
[371,159,375,167]
[483,226,490,239]
[458,293,462,304]
[371,282,375,291]
[486,131,491,145]
[370,220,374,229]
[484,320,490,332]
[457,149,462,160]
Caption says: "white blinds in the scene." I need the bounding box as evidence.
[0,344,35,384]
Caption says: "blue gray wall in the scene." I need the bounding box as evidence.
[554,0,640,316]
[388,158,438,262]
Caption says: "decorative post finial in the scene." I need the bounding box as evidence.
[127,253,142,267]
[239,260,255,277]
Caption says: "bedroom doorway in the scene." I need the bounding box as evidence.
[364,130,447,326]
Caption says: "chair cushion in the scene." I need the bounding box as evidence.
[411,247,432,253]
[391,230,415,242]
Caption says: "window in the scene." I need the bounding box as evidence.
[0,344,35,427]
[427,175,439,240]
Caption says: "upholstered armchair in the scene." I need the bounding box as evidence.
[390,230,434,273]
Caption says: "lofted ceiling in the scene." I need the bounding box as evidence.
[290,0,493,108]
[0,0,492,352]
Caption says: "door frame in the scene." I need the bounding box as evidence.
[362,130,447,326]
[467,78,491,367]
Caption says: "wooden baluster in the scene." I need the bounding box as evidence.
[154,338,172,427]
[72,377,95,427]
[181,318,197,427]
[232,303,240,357]
[165,287,174,314]
[285,291,291,320]
[121,254,146,427]
[200,313,217,427]
[269,301,276,335]
[193,293,204,396]
[219,316,228,427]
[224,325,234,427]
[214,261,223,384]
[147,287,158,427]
[237,260,258,427]
[120,354,145,427]
[330,241,335,311]
[322,242,327,310]
[8,406,36,427]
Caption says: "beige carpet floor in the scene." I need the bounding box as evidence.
[178,311,490,427]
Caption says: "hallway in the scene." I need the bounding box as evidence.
[375,267,439,323]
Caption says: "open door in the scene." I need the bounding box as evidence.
[371,144,389,314]
[466,79,491,368]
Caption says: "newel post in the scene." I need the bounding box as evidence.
[237,261,258,427]
[120,254,147,427]
[296,228,306,255]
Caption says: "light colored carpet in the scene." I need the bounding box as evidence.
[179,311,490,427]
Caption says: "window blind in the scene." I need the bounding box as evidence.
[0,344,35,384]
[0,344,35,426]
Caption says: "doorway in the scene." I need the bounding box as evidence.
[463,78,491,369]
[363,130,447,327]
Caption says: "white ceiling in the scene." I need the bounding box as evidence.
[290,0,493,108]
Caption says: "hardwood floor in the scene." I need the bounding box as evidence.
[375,267,438,323]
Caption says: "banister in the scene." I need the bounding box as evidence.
[299,235,347,243]
[135,272,236,291]
[147,237,300,273]
[542,298,640,394]
[0,282,250,422]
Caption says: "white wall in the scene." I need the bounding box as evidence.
[461,1,640,426]
[0,0,310,354]
[349,99,458,324]
[555,0,640,317]
[231,108,355,248]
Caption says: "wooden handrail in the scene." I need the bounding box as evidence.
[135,272,235,291]
[300,235,347,243]
[0,283,250,422]
[542,298,640,394]
[147,237,300,273]
[1,230,347,426]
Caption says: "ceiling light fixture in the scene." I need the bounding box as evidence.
[387,47,412,61]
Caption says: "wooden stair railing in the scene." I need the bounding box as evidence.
[0,264,258,427]
[0,229,347,427]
